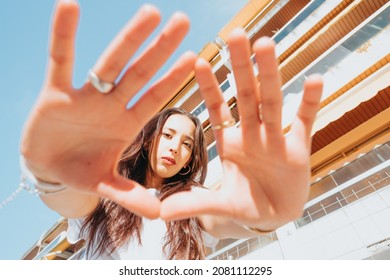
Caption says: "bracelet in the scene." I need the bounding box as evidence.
[20,156,67,195]
[243,226,275,235]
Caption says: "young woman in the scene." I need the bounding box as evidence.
[68,108,213,259]
[20,0,323,259]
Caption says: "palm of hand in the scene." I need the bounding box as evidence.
[215,127,311,228]
[25,86,134,191]
[160,121,313,229]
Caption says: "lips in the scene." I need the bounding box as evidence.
[161,156,176,165]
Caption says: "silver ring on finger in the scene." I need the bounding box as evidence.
[211,119,236,131]
[258,104,263,122]
[87,70,115,94]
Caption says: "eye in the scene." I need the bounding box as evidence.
[183,141,193,149]
[162,132,172,139]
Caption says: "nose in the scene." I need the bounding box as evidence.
[169,140,180,154]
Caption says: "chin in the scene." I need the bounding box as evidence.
[156,170,176,179]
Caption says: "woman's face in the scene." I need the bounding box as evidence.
[149,114,195,181]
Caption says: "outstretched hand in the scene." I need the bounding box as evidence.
[20,0,196,219]
[161,29,323,230]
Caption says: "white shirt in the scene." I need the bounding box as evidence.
[67,216,219,259]
[67,188,219,259]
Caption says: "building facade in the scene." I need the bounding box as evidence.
[23,0,390,260]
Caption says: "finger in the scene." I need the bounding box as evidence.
[290,74,323,147]
[195,58,233,141]
[115,12,190,103]
[47,0,79,89]
[91,4,161,84]
[97,175,160,219]
[129,51,197,133]
[160,189,228,221]
[228,29,261,138]
[253,37,283,134]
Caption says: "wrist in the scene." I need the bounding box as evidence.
[20,156,66,195]
[242,225,275,235]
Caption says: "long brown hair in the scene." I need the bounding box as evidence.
[81,108,208,259]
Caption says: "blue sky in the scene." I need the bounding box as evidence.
[0,0,247,259]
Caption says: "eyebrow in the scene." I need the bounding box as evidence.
[164,127,194,142]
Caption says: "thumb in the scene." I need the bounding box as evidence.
[96,174,160,219]
[160,187,226,221]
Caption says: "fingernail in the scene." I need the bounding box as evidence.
[306,74,323,80]
[257,36,273,44]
